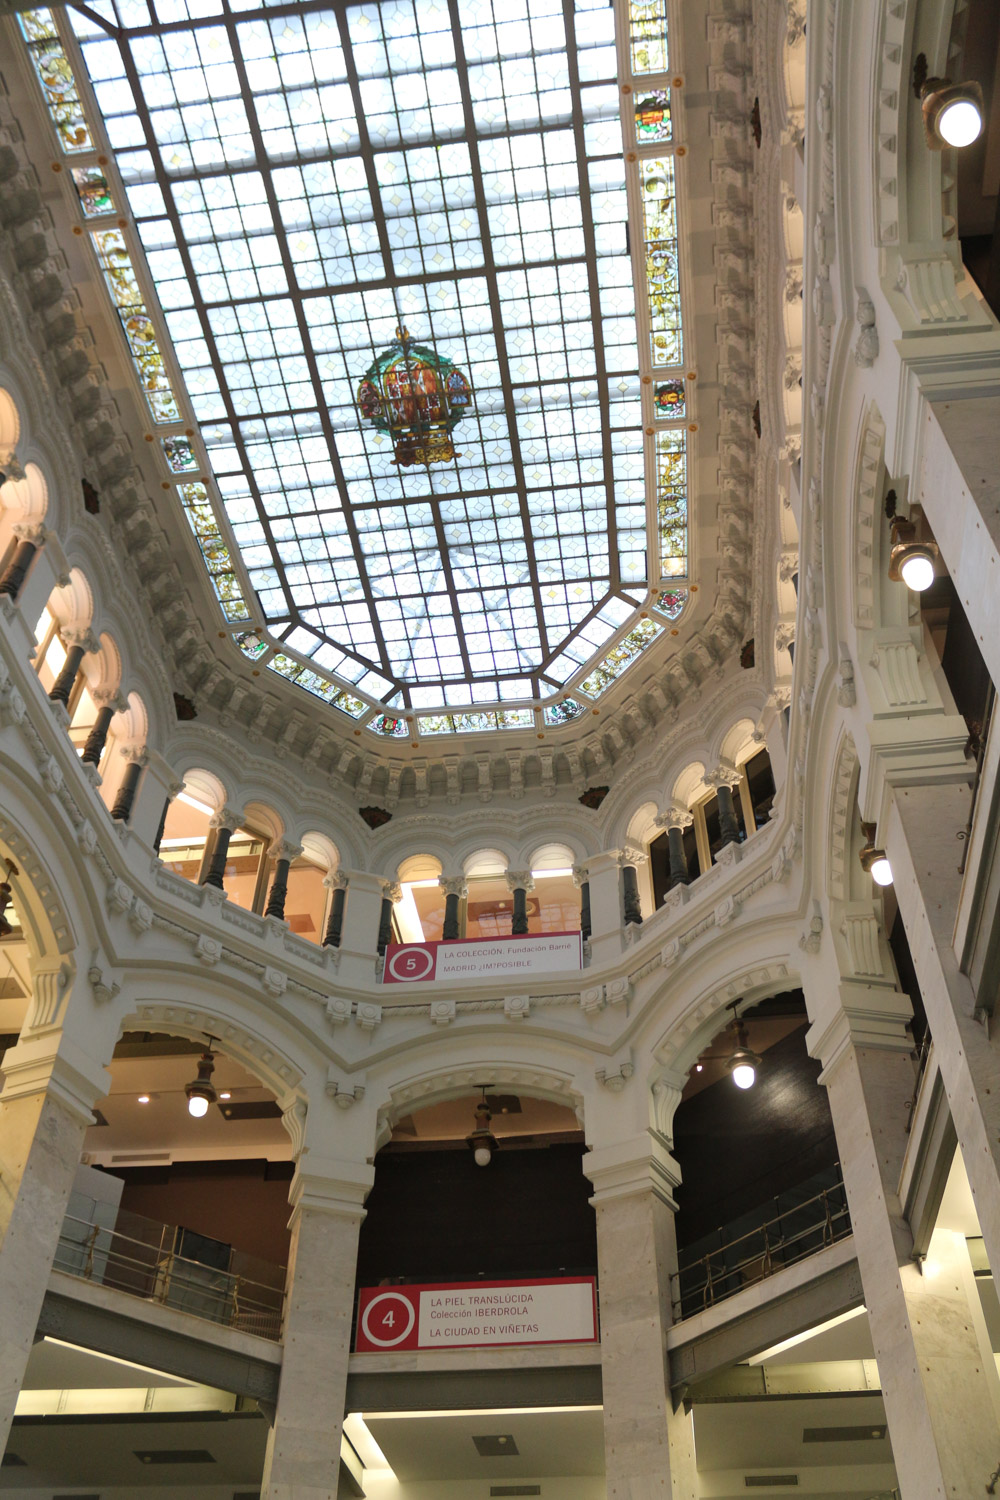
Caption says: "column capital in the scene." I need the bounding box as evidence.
[505,869,534,893]
[118,743,148,767]
[583,1131,681,1209]
[571,863,590,887]
[704,760,742,789]
[654,801,694,832]
[61,626,100,654]
[269,838,303,863]
[92,688,128,712]
[617,843,648,868]
[210,804,243,832]
[0,1033,112,1129]
[288,1154,375,1227]
[323,869,350,892]
[379,879,402,903]
[11,520,46,546]
[438,875,468,899]
[805,980,914,1081]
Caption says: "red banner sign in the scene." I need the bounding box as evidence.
[355,1277,598,1352]
[382,931,582,984]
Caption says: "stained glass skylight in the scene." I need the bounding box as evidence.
[19,0,694,734]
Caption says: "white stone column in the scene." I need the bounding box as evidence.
[262,1155,375,1500]
[806,977,1000,1497]
[583,1133,697,1500]
[335,871,386,985]
[0,965,112,1452]
[885,781,1000,1281]
[128,749,183,852]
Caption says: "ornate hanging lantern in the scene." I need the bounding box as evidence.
[356,326,473,466]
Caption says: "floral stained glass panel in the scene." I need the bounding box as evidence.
[635,89,671,145]
[177,479,251,621]
[656,429,687,577]
[641,159,682,367]
[90,229,182,423]
[18,9,93,154]
[417,709,535,736]
[71,166,114,217]
[579,617,662,697]
[629,0,669,76]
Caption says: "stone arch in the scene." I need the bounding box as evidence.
[45,566,94,634]
[671,761,707,809]
[175,766,227,813]
[717,716,757,769]
[371,1048,592,1150]
[649,954,801,1141]
[243,801,285,843]
[463,847,509,877]
[301,830,340,873]
[118,995,309,1129]
[827,731,860,905]
[397,852,443,882]
[81,631,123,700]
[0,386,20,450]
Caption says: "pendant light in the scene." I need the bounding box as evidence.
[185,1048,218,1118]
[859,823,893,887]
[466,1087,499,1167]
[726,1017,761,1091]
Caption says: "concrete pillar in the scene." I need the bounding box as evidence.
[885,780,1000,1281]
[583,1134,697,1500]
[335,872,384,983]
[262,1156,374,1500]
[582,853,625,966]
[806,979,1000,1498]
[0,967,112,1452]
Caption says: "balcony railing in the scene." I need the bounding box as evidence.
[671,1168,851,1321]
[53,1200,286,1342]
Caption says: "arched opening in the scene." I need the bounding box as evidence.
[396,853,445,943]
[669,991,844,1320]
[157,773,223,884]
[357,1089,594,1285]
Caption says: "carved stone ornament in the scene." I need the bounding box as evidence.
[326,996,352,1026]
[580,984,605,1014]
[355,1001,382,1032]
[504,994,530,1021]
[430,998,456,1026]
[193,933,222,965]
[596,1060,634,1092]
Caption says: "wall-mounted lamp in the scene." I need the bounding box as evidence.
[860,824,893,887]
[0,858,19,938]
[466,1087,499,1167]
[920,74,984,149]
[726,1017,761,1091]
[887,517,938,592]
[185,1049,218,1118]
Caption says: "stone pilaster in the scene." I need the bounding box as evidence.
[583,1133,697,1499]
[261,1156,375,1500]
[0,1007,113,1452]
[806,976,1000,1497]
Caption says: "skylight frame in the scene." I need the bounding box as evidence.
[18,0,695,740]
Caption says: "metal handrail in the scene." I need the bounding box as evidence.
[671,1179,852,1321]
[54,1209,286,1342]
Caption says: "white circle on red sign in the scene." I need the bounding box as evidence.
[386,945,434,982]
[360,1290,416,1347]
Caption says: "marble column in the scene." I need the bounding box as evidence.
[439,876,467,941]
[0,971,112,1453]
[886,781,1000,1282]
[705,765,742,848]
[376,880,401,955]
[322,872,348,948]
[807,980,1000,1497]
[201,806,241,890]
[621,863,643,927]
[80,693,123,767]
[48,629,97,709]
[573,864,592,941]
[505,870,534,936]
[654,804,694,891]
[264,841,302,922]
[261,1158,374,1500]
[583,1134,697,1500]
[109,751,144,823]
[0,522,44,601]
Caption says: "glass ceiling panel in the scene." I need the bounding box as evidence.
[27,0,692,727]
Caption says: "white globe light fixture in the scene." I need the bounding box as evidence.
[725,1017,761,1093]
[466,1088,499,1168]
[860,826,893,888]
[887,516,938,593]
[920,71,984,150]
[185,1051,218,1119]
